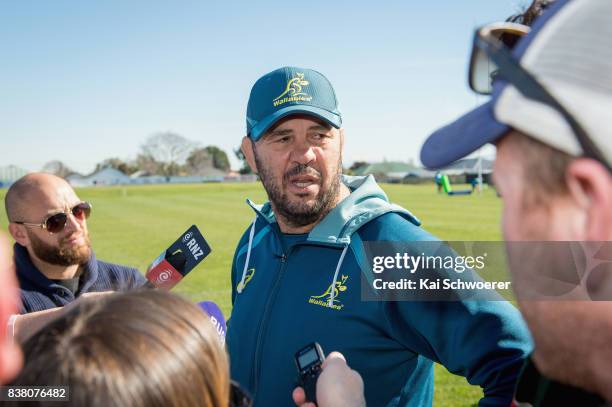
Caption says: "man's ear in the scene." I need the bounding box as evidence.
[339,128,345,150]
[565,158,612,240]
[8,223,29,247]
[241,136,258,174]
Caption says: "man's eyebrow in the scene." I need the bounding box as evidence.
[44,207,66,216]
[262,123,332,140]
[265,128,294,138]
[44,199,81,215]
[308,124,332,132]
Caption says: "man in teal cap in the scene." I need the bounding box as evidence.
[226,66,531,407]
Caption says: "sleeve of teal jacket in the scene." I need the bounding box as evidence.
[382,300,531,406]
[361,214,533,407]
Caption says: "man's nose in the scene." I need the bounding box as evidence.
[63,211,83,234]
[290,141,317,165]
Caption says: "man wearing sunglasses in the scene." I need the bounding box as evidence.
[4,173,145,318]
[420,0,612,403]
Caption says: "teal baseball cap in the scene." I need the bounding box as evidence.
[246,66,342,141]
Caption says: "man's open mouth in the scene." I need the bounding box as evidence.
[288,174,320,189]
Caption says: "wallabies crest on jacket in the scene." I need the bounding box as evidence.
[309,274,348,310]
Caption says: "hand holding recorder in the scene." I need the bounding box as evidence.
[293,349,365,407]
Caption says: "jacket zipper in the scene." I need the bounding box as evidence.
[250,250,290,401]
[242,214,346,401]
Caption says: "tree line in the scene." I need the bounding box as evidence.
[42,132,235,178]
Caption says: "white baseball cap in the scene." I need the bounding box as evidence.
[421,0,612,171]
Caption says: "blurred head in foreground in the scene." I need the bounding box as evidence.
[0,233,22,384]
[422,0,612,398]
[11,290,230,407]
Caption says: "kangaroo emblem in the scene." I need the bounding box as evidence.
[311,275,349,303]
[274,72,310,101]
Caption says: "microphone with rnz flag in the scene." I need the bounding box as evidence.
[145,225,211,290]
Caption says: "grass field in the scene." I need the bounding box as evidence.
[0,181,505,406]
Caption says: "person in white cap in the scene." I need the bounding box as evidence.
[421,0,612,403]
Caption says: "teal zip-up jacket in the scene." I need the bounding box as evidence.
[227,175,532,407]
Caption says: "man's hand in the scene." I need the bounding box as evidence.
[292,351,365,407]
[12,291,115,343]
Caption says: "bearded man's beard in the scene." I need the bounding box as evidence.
[28,230,92,267]
[255,152,342,228]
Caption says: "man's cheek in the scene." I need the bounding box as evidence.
[517,301,550,348]
[501,207,515,240]
[501,198,524,239]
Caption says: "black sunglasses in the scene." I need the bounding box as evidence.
[13,202,92,234]
[472,25,611,172]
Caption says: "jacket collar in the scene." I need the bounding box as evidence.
[13,243,99,296]
[246,175,421,246]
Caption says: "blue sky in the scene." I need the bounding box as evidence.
[1,1,527,174]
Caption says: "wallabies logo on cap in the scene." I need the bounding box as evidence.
[273,72,312,107]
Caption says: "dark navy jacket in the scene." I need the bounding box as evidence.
[14,243,146,313]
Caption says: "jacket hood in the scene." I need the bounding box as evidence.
[241,175,422,304]
[247,175,421,245]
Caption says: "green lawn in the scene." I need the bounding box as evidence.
[0,182,505,406]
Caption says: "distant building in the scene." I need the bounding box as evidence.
[349,158,493,184]
[131,166,228,184]
[65,166,247,186]
[352,161,435,183]
[438,158,493,175]
[0,165,29,188]
[438,158,494,184]
[67,167,131,187]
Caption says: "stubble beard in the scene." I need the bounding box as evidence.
[254,151,343,228]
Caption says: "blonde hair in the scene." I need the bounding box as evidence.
[12,290,230,407]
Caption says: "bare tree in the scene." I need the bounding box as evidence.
[134,154,159,175]
[140,132,197,176]
[41,161,76,178]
